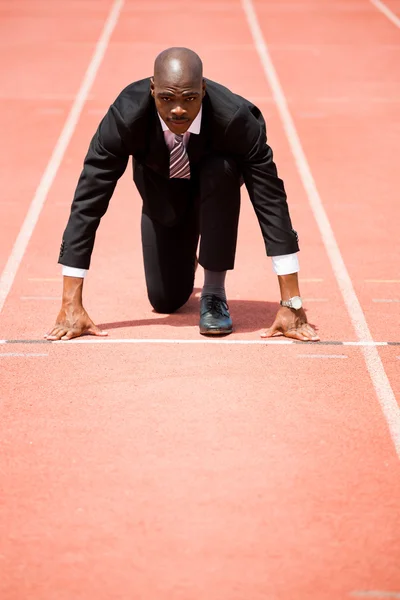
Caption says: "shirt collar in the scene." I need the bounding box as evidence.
[158,105,202,135]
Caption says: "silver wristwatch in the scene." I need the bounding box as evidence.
[280,296,303,310]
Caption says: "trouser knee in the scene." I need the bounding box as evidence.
[147,286,193,314]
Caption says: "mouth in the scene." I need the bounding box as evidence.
[169,119,190,128]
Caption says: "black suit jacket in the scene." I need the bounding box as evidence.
[59,77,299,269]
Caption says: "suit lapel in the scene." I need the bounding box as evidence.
[145,105,170,177]
[186,96,211,166]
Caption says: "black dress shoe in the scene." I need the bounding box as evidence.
[199,294,233,335]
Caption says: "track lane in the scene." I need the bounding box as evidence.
[2,344,400,600]
[251,0,400,343]
[250,1,400,414]
[0,0,115,276]
[1,1,399,598]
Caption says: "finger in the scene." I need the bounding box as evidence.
[87,325,108,337]
[61,329,81,341]
[304,324,320,340]
[299,324,320,341]
[44,326,62,338]
[260,325,281,338]
[282,330,310,342]
[302,323,315,334]
[46,328,68,341]
[45,326,64,338]
[46,333,67,341]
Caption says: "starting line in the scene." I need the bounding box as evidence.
[1,339,400,346]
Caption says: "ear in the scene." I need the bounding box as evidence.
[150,77,155,98]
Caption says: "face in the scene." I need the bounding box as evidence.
[151,75,205,135]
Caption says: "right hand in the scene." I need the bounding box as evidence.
[45,305,108,341]
[260,306,319,342]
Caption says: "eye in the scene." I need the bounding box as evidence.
[161,97,171,102]
[185,97,196,102]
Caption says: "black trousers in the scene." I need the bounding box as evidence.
[141,155,241,313]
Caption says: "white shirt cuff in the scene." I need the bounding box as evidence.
[271,253,299,275]
[62,266,87,278]
[61,255,298,279]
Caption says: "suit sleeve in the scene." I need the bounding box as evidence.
[226,105,299,257]
[58,104,130,269]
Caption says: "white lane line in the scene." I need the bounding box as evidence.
[242,0,400,455]
[373,299,400,303]
[0,353,48,357]
[57,338,295,345]
[24,338,391,346]
[0,0,125,314]
[1,338,399,346]
[297,354,348,359]
[370,0,400,28]
[343,341,388,346]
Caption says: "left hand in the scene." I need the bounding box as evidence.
[260,306,320,342]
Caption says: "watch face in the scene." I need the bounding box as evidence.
[291,296,302,310]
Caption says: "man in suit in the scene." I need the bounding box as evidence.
[46,47,319,342]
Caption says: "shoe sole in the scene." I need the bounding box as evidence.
[199,327,233,336]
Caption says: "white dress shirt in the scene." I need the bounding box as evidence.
[158,106,202,148]
[62,107,299,278]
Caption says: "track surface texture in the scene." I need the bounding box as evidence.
[1,1,400,599]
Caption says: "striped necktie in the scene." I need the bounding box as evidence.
[169,134,190,179]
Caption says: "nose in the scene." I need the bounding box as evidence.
[171,105,187,118]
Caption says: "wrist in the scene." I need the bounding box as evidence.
[280,296,303,310]
[62,276,84,306]
[277,273,301,301]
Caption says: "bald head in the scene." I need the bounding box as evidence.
[151,47,205,135]
[154,47,203,87]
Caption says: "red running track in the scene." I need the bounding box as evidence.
[1,1,400,598]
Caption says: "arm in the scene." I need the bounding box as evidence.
[45,276,108,341]
[226,104,299,257]
[226,105,319,341]
[59,103,130,269]
[262,272,319,341]
[46,104,130,341]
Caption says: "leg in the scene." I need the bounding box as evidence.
[197,155,241,271]
[141,209,199,314]
[196,156,242,334]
